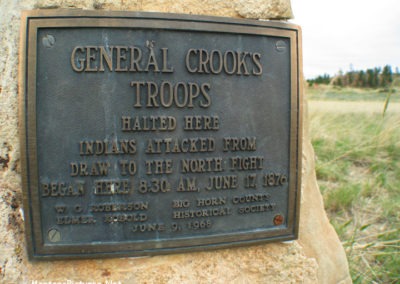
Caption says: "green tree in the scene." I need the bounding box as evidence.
[347,71,355,86]
[357,70,366,87]
[380,65,393,87]
[366,69,375,88]
[373,67,381,88]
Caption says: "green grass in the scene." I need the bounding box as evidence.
[307,84,400,102]
[309,89,400,283]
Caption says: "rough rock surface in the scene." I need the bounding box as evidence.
[235,0,293,19]
[31,0,293,19]
[0,0,351,283]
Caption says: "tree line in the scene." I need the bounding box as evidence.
[307,65,395,88]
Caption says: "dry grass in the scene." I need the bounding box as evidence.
[308,86,400,283]
[309,101,400,114]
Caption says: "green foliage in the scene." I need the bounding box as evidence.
[309,94,400,283]
[307,73,331,86]
[332,65,393,89]
[381,65,393,87]
[306,84,400,102]
[324,184,361,212]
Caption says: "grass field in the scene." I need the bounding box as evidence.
[308,85,400,283]
[307,84,400,102]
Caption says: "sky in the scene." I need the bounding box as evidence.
[290,0,400,79]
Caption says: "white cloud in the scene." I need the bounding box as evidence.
[290,0,400,78]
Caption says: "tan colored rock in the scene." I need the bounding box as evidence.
[29,0,294,19]
[298,99,352,283]
[0,0,350,283]
[21,242,318,283]
[235,0,294,19]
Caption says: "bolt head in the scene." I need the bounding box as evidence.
[273,214,284,226]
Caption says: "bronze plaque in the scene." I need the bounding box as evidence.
[19,10,302,259]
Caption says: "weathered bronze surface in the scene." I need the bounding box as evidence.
[19,10,302,259]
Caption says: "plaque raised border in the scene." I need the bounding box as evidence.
[19,10,302,260]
